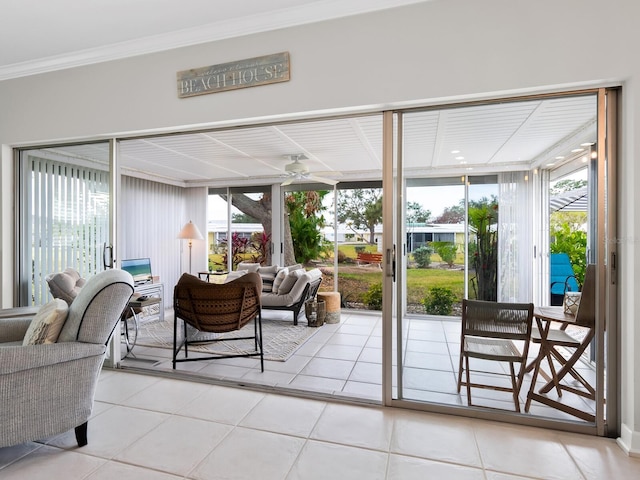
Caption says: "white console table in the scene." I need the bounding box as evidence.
[134,282,164,322]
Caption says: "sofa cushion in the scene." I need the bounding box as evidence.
[272,267,289,294]
[22,298,69,345]
[261,268,322,307]
[257,265,279,293]
[277,269,304,296]
[237,262,260,273]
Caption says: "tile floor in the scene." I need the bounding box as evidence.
[122,309,597,422]
[0,369,638,479]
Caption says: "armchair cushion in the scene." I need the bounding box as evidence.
[22,299,68,345]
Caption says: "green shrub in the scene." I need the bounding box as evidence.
[423,286,457,315]
[354,245,366,254]
[412,245,434,268]
[363,282,383,310]
[432,242,457,267]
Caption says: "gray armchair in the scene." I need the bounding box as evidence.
[0,269,134,448]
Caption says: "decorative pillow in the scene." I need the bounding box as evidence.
[46,268,86,305]
[237,262,260,272]
[23,298,69,345]
[271,267,289,294]
[277,269,304,296]
[257,265,279,293]
[224,270,248,283]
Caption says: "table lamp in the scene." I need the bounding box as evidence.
[177,220,203,273]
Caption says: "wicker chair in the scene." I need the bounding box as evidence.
[172,272,264,371]
[457,299,534,412]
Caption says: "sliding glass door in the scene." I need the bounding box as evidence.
[17,142,112,306]
[385,91,616,435]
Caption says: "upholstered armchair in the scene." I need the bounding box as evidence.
[0,269,134,448]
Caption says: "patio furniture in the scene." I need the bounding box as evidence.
[550,253,579,306]
[172,272,264,371]
[457,299,534,412]
[0,269,134,448]
[317,291,341,324]
[525,264,596,421]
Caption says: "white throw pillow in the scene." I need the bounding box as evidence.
[23,298,69,345]
[271,267,289,294]
[277,269,304,296]
[237,262,260,272]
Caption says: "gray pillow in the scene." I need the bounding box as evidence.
[278,269,304,295]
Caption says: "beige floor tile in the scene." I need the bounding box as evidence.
[287,374,345,393]
[287,440,388,480]
[387,453,485,480]
[85,460,183,479]
[391,410,482,467]
[300,357,355,380]
[341,380,382,400]
[115,415,232,476]
[95,371,161,404]
[178,384,264,424]
[310,402,393,451]
[191,427,305,480]
[0,445,106,479]
[316,343,363,361]
[0,441,43,470]
[120,377,213,413]
[559,431,640,480]
[239,393,326,437]
[348,361,382,383]
[46,405,169,459]
[242,368,296,386]
[473,421,584,479]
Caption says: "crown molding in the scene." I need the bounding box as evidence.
[0,0,429,81]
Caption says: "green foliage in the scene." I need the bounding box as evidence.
[286,191,328,264]
[363,282,383,310]
[550,222,587,285]
[337,189,383,244]
[412,245,433,268]
[550,179,587,196]
[354,245,366,254]
[406,201,431,224]
[468,196,498,301]
[432,241,457,267]
[423,286,457,315]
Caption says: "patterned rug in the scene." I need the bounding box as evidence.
[134,317,321,362]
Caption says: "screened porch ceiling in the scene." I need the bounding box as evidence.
[50,94,597,188]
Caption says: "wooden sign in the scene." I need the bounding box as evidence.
[177,52,290,98]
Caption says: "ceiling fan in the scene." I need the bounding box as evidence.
[280,154,339,186]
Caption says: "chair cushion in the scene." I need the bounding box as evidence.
[271,267,289,294]
[22,299,69,345]
[237,262,260,272]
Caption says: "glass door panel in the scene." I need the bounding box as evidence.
[18,143,111,306]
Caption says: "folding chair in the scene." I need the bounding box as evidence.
[457,299,534,412]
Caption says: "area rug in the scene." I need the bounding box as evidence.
[134,318,322,362]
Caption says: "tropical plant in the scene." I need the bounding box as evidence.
[468,197,498,301]
[285,191,329,264]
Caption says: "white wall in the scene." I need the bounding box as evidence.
[1,0,639,452]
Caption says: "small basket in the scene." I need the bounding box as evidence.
[305,299,326,327]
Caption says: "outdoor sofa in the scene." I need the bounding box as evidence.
[234,262,323,325]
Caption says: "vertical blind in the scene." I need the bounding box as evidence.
[23,154,110,306]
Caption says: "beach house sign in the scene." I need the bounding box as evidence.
[177,52,290,98]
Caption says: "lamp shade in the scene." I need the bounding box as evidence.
[177,221,203,240]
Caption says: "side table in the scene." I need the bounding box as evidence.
[121,296,161,358]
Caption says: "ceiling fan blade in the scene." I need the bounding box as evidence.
[280,177,295,186]
[307,174,339,186]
